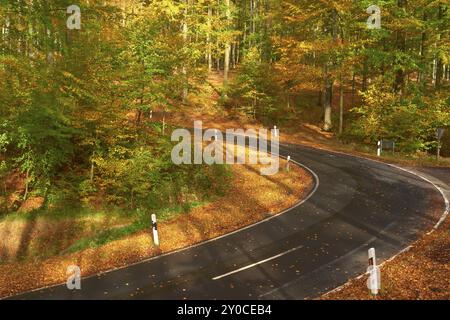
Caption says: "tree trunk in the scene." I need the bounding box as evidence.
[435,5,444,89]
[182,0,189,102]
[323,63,333,132]
[250,0,255,46]
[216,0,221,72]
[162,111,166,135]
[216,54,220,71]
[224,0,231,85]
[339,77,344,135]
[236,40,240,65]
[394,0,407,93]
[90,145,96,183]
[90,153,95,182]
[207,5,213,72]
[418,12,427,84]
[362,58,368,92]
[130,189,134,210]
[23,168,30,201]
[252,95,257,120]
[286,93,291,110]
[323,10,337,132]
[351,70,356,108]
[323,78,333,131]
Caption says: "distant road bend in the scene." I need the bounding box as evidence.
[9,143,449,300]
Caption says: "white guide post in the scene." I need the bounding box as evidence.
[151,214,159,247]
[367,248,381,296]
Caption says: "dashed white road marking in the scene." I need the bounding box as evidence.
[2,153,319,300]
[212,245,304,280]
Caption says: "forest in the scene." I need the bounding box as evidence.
[0,0,448,215]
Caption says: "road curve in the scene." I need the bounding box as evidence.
[7,143,448,300]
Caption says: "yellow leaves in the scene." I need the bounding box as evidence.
[61,71,82,85]
[0,148,313,298]
[322,197,450,300]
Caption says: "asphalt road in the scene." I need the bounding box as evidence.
[8,143,448,300]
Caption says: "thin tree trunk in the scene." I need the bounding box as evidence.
[435,5,444,89]
[207,5,213,72]
[231,42,236,69]
[130,189,134,210]
[394,0,407,93]
[323,76,333,131]
[286,93,291,110]
[162,111,166,135]
[216,0,221,72]
[182,0,189,102]
[23,168,30,201]
[216,53,220,71]
[2,179,7,213]
[253,95,257,119]
[90,150,95,182]
[351,70,356,108]
[250,0,255,44]
[339,77,344,135]
[362,58,368,92]
[418,12,427,84]
[236,40,240,65]
[323,9,337,132]
[224,0,231,85]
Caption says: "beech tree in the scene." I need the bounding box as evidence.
[0,0,448,211]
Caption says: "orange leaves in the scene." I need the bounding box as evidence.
[0,148,313,298]
[322,198,450,300]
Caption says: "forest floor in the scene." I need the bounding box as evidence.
[0,148,313,298]
[321,216,450,300]
[169,71,450,168]
[273,91,450,300]
[280,123,450,168]
[173,71,450,300]
[1,72,447,299]
[0,73,315,298]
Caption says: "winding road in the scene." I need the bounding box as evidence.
[8,143,449,300]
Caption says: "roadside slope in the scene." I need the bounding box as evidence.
[0,147,313,298]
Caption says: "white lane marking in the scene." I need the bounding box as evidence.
[3,153,320,299]
[259,236,378,299]
[281,142,449,230]
[290,147,449,297]
[387,166,449,232]
[212,245,304,281]
[280,142,450,299]
[322,166,449,298]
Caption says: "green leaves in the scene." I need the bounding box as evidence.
[351,81,450,152]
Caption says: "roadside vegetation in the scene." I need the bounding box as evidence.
[0,1,234,253]
[0,150,313,298]
[1,1,448,215]
[0,0,448,299]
